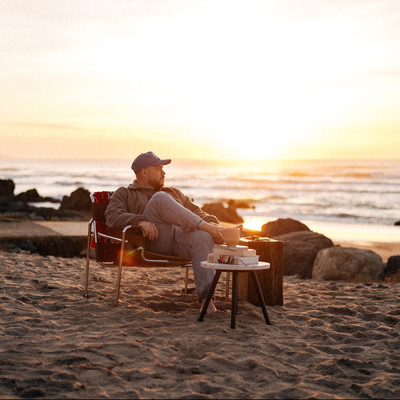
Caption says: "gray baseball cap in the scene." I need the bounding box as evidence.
[131,151,171,174]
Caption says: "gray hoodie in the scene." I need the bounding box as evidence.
[105,180,219,229]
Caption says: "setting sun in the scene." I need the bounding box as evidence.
[243,217,266,232]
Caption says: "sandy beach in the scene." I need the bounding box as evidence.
[1,238,400,399]
[2,0,400,396]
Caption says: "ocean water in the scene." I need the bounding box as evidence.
[1,158,400,230]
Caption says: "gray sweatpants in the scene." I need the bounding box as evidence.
[143,191,215,300]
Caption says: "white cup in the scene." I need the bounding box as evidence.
[220,227,241,247]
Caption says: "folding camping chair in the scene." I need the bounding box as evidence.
[84,191,192,306]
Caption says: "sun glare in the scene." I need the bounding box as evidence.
[6,1,395,161]
[243,217,266,232]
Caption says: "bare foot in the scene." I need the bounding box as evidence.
[201,299,217,314]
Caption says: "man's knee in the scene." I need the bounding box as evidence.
[145,191,173,216]
[148,191,171,206]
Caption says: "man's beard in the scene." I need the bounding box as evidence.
[149,177,164,191]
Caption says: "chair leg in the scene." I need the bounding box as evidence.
[84,255,90,298]
[115,232,126,307]
[115,259,123,307]
[84,221,93,298]
[231,272,238,329]
[184,266,189,294]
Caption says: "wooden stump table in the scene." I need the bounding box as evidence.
[238,237,283,306]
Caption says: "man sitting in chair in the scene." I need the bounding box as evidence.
[105,151,226,313]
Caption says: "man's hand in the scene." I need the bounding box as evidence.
[138,221,158,240]
[200,222,224,244]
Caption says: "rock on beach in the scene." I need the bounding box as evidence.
[259,218,334,278]
[261,217,310,237]
[384,256,400,277]
[274,230,334,279]
[201,201,244,224]
[0,179,91,221]
[313,246,385,281]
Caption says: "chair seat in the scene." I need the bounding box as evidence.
[120,247,191,267]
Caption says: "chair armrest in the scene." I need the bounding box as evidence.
[105,224,146,248]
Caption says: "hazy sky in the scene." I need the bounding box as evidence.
[1,0,399,160]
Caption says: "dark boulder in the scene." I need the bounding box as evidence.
[0,182,90,220]
[274,230,334,278]
[60,188,91,213]
[383,256,400,277]
[0,201,87,221]
[0,179,15,199]
[14,188,42,202]
[202,201,244,224]
[0,199,35,216]
[14,188,59,203]
[261,218,310,238]
[227,199,255,209]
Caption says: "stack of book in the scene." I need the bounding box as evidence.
[207,244,259,265]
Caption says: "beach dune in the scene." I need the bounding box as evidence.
[1,250,399,399]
